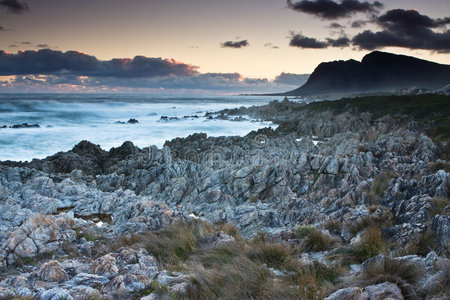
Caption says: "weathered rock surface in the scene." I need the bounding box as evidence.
[0,98,449,299]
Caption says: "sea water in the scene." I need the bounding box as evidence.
[0,93,276,161]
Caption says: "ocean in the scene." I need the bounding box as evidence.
[0,93,276,162]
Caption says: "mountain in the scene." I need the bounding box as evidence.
[281,51,450,96]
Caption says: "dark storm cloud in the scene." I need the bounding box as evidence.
[0,0,29,14]
[326,37,351,47]
[289,33,328,48]
[287,0,383,20]
[351,19,369,28]
[220,40,249,48]
[289,32,350,48]
[0,49,199,77]
[352,9,450,52]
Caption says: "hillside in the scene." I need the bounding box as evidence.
[281,51,450,96]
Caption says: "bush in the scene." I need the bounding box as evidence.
[323,220,342,234]
[430,197,449,217]
[369,171,397,205]
[296,261,340,300]
[361,256,425,284]
[294,225,314,239]
[335,226,389,264]
[301,228,335,252]
[246,243,289,269]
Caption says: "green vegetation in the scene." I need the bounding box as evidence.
[294,225,314,239]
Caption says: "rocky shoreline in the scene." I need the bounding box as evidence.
[0,95,449,299]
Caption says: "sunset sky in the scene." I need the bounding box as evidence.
[0,0,449,93]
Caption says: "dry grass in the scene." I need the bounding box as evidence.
[361,256,425,284]
[300,228,335,252]
[295,261,340,300]
[333,226,389,264]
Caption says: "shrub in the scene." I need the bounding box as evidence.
[294,225,314,239]
[301,228,335,252]
[430,161,450,173]
[185,255,272,299]
[335,226,389,264]
[430,197,449,217]
[361,256,425,284]
[246,243,289,269]
[369,171,397,204]
[296,261,340,300]
[323,220,342,234]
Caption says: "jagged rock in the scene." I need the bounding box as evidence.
[39,288,74,300]
[69,286,102,299]
[365,282,404,300]
[38,260,69,283]
[431,215,450,255]
[325,287,368,300]
[90,254,119,279]
[2,212,76,265]
[64,273,109,289]
[197,231,236,248]
[101,274,152,299]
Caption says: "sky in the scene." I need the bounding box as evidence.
[0,0,449,93]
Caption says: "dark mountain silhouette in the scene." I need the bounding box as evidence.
[280,51,450,96]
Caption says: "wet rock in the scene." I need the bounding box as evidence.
[128,118,139,124]
[10,123,40,129]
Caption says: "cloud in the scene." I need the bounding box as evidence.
[0,49,199,77]
[273,72,310,85]
[36,44,50,48]
[287,0,383,20]
[0,0,29,14]
[264,42,280,49]
[0,25,5,31]
[326,36,351,47]
[328,22,345,28]
[289,32,350,48]
[351,19,369,28]
[220,40,249,48]
[352,9,450,52]
[289,32,328,48]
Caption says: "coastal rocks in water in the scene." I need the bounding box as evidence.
[116,119,139,124]
[10,123,40,129]
[2,212,76,265]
